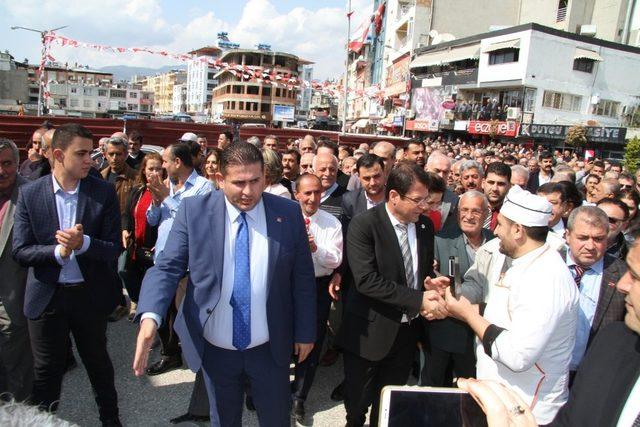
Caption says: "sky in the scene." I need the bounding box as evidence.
[0,0,373,80]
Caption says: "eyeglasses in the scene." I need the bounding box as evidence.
[620,184,633,190]
[401,194,430,207]
[608,217,625,225]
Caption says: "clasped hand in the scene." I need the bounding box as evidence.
[56,224,84,258]
[420,276,452,321]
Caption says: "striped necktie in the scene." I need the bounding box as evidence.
[396,223,415,290]
[633,410,640,427]
[571,264,589,288]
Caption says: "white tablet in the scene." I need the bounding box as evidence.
[378,385,487,427]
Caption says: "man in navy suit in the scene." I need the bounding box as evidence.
[12,124,122,426]
[134,142,316,427]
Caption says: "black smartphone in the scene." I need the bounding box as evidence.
[448,256,458,298]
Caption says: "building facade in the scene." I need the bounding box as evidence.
[141,70,187,114]
[408,23,640,156]
[186,46,221,114]
[211,49,302,124]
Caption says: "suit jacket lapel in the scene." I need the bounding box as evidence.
[356,189,367,214]
[378,205,406,281]
[0,176,24,253]
[76,178,89,225]
[209,192,226,283]
[44,176,59,238]
[452,234,471,274]
[592,257,617,333]
[263,196,281,295]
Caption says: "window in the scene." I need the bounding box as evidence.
[573,58,594,73]
[98,89,107,97]
[70,98,79,108]
[129,92,138,98]
[263,86,271,97]
[524,88,537,112]
[83,88,92,96]
[542,91,582,112]
[275,88,281,97]
[488,49,519,65]
[239,101,245,110]
[261,103,270,113]
[128,103,137,111]
[593,99,620,118]
[59,98,67,107]
[111,90,126,98]
[83,99,92,108]
[247,86,259,95]
[70,87,77,94]
[233,85,243,94]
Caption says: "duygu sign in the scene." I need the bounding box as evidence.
[468,121,519,137]
[520,124,627,144]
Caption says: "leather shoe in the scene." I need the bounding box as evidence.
[146,356,182,376]
[245,395,255,411]
[319,348,339,366]
[170,412,210,424]
[330,381,344,401]
[291,399,305,423]
[102,418,123,427]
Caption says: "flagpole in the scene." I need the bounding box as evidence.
[342,0,352,134]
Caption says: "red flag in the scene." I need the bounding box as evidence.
[374,2,386,35]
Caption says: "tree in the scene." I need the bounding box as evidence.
[624,136,640,174]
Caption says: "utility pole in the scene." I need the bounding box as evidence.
[342,0,352,134]
[10,25,68,116]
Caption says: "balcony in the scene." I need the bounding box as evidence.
[556,6,567,22]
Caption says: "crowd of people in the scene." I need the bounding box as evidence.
[0,122,638,427]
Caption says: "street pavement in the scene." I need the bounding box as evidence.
[57,318,356,426]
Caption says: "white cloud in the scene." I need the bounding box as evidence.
[1,0,374,80]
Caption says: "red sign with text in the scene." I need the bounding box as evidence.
[468,121,519,137]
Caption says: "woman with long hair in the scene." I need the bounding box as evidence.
[203,147,223,189]
[119,152,164,320]
[262,148,292,199]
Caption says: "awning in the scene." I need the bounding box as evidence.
[574,47,603,62]
[410,44,480,69]
[483,39,520,53]
[352,119,369,129]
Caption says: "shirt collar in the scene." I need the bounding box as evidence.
[51,174,80,195]
[170,169,200,193]
[566,250,604,274]
[551,220,565,234]
[322,182,338,199]
[511,242,549,266]
[385,203,406,228]
[224,195,264,225]
[463,232,485,249]
[365,191,384,207]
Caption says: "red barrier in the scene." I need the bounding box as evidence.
[0,115,410,153]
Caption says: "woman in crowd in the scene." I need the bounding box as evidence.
[203,147,223,189]
[119,152,164,320]
[262,148,292,199]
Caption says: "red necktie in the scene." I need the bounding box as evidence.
[571,264,589,287]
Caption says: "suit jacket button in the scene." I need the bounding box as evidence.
[206,308,212,314]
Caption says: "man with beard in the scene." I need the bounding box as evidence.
[459,160,484,193]
[527,151,554,193]
[404,140,426,167]
[442,186,578,425]
[481,162,511,231]
[280,149,300,195]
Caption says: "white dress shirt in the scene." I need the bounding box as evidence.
[551,220,566,239]
[264,183,292,199]
[52,175,90,283]
[203,197,269,350]
[616,374,640,426]
[477,243,578,425]
[304,208,343,277]
[567,253,603,370]
[385,204,418,323]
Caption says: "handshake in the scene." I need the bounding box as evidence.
[420,276,452,321]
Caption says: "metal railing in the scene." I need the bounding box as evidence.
[556,6,567,22]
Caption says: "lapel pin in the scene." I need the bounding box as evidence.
[421,224,425,229]
[276,217,283,223]
[607,282,616,288]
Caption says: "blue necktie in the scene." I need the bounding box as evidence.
[231,212,251,350]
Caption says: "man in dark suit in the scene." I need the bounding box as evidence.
[134,142,316,427]
[563,206,626,377]
[0,139,32,401]
[12,124,122,426]
[336,162,449,427]
[328,153,387,400]
[426,190,494,386]
[526,150,554,193]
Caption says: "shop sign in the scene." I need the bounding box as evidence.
[520,124,627,144]
[454,120,468,131]
[468,120,519,137]
[406,119,439,132]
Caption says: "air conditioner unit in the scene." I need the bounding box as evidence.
[580,25,597,37]
[506,107,521,120]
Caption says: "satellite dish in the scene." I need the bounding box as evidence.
[429,30,456,45]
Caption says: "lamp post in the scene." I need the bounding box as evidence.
[342,0,352,134]
[10,25,68,116]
